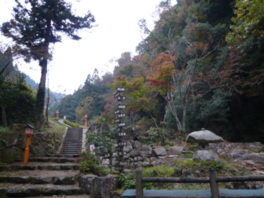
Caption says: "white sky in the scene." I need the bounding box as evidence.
[0,0,176,94]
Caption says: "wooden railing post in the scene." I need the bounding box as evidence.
[209,169,220,198]
[136,170,143,198]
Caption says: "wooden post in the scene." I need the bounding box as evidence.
[23,136,31,164]
[209,169,219,198]
[136,170,143,198]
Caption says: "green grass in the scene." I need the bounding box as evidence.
[42,119,67,133]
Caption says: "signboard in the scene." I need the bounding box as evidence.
[118,123,126,127]
[114,92,120,98]
[118,105,126,109]
[117,87,125,92]
[114,85,127,172]
[114,110,121,114]
[118,132,126,136]
[118,141,127,146]
[117,114,126,118]
[117,96,126,101]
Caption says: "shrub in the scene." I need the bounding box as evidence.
[142,165,175,177]
[119,173,135,189]
[77,151,108,176]
[63,119,79,127]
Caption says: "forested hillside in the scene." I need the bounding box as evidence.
[44,0,264,142]
[0,48,65,127]
[0,48,36,126]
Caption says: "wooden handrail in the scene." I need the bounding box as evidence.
[141,175,264,183]
[135,169,264,198]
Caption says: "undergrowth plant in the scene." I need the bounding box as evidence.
[77,151,109,176]
[142,165,174,177]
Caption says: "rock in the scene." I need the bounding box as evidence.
[230,150,246,159]
[130,149,140,157]
[134,141,142,148]
[153,146,167,156]
[102,159,110,166]
[167,146,183,155]
[193,150,219,161]
[150,157,164,166]
[140,145,152,158]
[79,174,96,194]
[123,142,133,153]
[91,176,118,198]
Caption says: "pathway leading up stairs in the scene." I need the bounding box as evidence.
[60,127,83,156]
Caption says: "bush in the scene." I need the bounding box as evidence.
[77,151,108,176]
[142,165,175,177]
[63,119,79,127]
[119,173,135,189]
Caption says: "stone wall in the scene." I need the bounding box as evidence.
[0,129,64,163]
[98,140,184,169]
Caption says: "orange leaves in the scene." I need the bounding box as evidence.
[147,53,176,95]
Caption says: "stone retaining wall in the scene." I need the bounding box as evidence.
[0,130,64,163]
[98,140,184,169]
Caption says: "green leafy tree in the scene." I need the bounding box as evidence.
[1,0,95,129]
[226,0,264,47]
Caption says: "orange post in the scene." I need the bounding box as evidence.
[24,136,31,164]
[23,124,34,165]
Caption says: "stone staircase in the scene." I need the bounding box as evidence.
[61,127,83,156]
[0,155,89,197]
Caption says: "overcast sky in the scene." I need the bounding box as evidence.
[0,0,176,94]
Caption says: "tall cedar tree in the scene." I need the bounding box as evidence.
[1,0,95,129]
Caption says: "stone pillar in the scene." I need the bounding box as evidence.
[84,114,88,128]
[56,110,59,119]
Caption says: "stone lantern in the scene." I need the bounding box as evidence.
[186,128,224,161]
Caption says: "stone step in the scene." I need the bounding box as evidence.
[29,157,76,163]
[0,175,77,185]
[0,163,79,171]
[62,152,81,155]
[63,146,82,148]
[0,170,79,179]
[0,183,85,197]
[52,154,79,158]
[29,195,90,198]
[60,127,83,156]
[0,170,80,186]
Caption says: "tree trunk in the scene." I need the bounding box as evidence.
[44,88,50,126]
[35,59,48,129]
[167,100,184,132]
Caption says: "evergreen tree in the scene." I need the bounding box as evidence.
[1,0,95,129]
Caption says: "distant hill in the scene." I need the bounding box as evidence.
[25,75,38,90]
[25,74,66,104]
